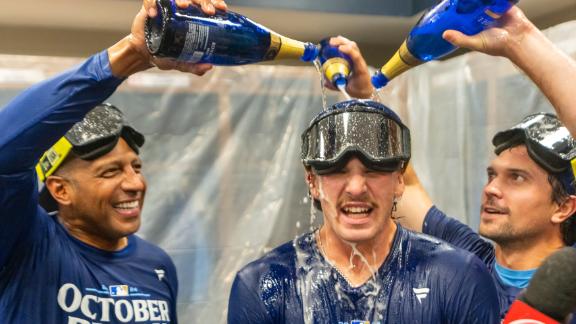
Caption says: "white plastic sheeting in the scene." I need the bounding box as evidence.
[0,20,575,323]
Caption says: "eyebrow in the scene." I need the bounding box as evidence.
[487,166,532,176]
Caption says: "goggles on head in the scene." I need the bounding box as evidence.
[492,112,576,195]
[301,100,411,174]
[36,103,145,182]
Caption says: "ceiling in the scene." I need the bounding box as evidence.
[0,0,574,66]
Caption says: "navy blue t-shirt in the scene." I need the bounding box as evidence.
[423,206,576,323]
[0,51,179,323]
[228,225,499,324]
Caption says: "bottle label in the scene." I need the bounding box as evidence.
[178,23,212,62]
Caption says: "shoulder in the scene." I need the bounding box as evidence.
[402,227,486,270]
[130,235,175,266]
[236,239,297,285]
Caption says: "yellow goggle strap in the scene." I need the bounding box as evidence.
[571,159,576,188]
[35,137,73,182]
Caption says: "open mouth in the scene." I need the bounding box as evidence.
[340,205,373,225]
[113,200,140,216]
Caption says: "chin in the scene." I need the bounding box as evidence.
[336,228,377,243]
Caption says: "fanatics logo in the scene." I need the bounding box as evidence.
[155,269,166,281]
[413,287,430,304]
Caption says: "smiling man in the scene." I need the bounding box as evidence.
[227,100,499,324]
[0,0,226,322]
[398,112,576,321]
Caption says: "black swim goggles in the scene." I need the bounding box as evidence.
[36,103,145,182]
[301,100,411,174]
[493,112,576,195]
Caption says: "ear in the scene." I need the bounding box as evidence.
[551,195,576,224]
[305,170,320,199]
[44,176,73,207]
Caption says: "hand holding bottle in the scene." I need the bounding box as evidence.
[145,0,227,18]
[326,36,374,99]
[442,6,533,58]
[108,0,228,77]
[372,0,519,88]
[445,5,576,139]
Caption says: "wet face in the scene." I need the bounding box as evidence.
[480,145,558,245]
[56,139,146,247]
[308,157,404,243]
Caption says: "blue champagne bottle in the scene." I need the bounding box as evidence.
[145,0,319,65]
[372,0,519,88]
[318,38,353,88]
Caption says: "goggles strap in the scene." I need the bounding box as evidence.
[567,159,576,196]
[35,137,73,182]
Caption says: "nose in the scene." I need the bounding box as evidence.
[121,167,146,193]
[345,173,367,198]
[483,178,503,200]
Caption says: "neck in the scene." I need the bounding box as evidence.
[317,221,397,287]
[58,214,128,251]
[494,234,565,270]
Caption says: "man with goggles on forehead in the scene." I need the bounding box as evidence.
[398,113,576,321]
[391,5,576,322]
[0,0,227,323]
[228,100,499,323]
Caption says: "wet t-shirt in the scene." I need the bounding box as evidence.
[423,206,576,323]
[228,225,499,324]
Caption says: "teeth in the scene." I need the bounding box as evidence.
[116,201,139,209]
[343,207,370,214]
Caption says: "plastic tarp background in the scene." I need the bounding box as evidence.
[0,20,575,323]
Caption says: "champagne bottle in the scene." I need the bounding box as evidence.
[145,0,319,65]
[372,0,519,88]
[318,38,353,88]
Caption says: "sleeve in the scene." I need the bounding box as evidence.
[0,50,124,268]
[164,256,179,324]
[423,205,495,265]
[444,255,500,324]
[227,273,274,324]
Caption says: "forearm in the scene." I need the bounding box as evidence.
[0,51,123,174]
[506,25,576,136]
[396,163,433,232]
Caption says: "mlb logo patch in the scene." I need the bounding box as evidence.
[351,321,370,324]
[109,285,129,297]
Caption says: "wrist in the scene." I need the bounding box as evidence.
[503,20,542,65]
[107,36,153,78]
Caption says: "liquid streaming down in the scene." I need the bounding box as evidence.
[313,58,330,111]
[337,84,352,101]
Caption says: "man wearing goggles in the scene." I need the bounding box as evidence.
[0,0,227,323]
[228,100,499,323]
[393,5,576,322]
[398,112,576,321]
